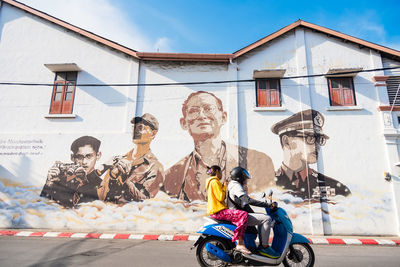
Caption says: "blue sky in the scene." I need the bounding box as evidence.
[19,0,400,53]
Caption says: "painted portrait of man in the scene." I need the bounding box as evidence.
[40,135,103,208]
[271,109,351,200]
[164,91,275,202]
[97,113,164,204]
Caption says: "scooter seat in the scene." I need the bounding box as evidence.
[207,217,233,225]
[206,217,258,234]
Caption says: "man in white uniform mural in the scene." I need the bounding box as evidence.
[164,91,275,202]
[271,109,351,200]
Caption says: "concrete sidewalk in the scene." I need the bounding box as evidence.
[1,229,399,246]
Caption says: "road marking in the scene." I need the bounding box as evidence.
[70,233,88,238]
[376,239,396,246]
[158,235,173,240]
[309,238,328,244]
[15,231,34,237]
[129,234,144,240]
[343,239,362,245]
[99,233,116,239]
[43,232,61,237]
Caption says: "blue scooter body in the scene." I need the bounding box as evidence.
[197,206,310,264]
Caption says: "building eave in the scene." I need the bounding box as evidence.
[233,20,400,60]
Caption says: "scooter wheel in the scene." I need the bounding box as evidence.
[283,243,315,267]
[196,236,231,267]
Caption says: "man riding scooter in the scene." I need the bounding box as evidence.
[227,166,279,258]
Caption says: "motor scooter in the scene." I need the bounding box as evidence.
[192,191,315,267]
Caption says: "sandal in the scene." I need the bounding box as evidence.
[235,245,251,255]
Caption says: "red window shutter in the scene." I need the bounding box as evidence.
[256,79,281,107]
[49,81,65,114]
[61,81,76,114]
[342,88,355,105]
[49,73,77,114]
[258,89,267,106]
[330,88,342,106]
[329,78,355,106]
[269,89,280,106]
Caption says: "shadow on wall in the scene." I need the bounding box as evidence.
[0,164,17,181]
[78,71,135,107]
[0,156,33,185]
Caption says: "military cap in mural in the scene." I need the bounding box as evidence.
[271,109,351,200]
[271,109,329,138]
[131,113,159,131]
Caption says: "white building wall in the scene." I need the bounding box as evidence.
[0,2,399,235]
[234,28,398,235]
[0,4,139,185]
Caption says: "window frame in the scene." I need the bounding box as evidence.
[327,76,356,106]
[49,71,77,114]
[255,78,282,107]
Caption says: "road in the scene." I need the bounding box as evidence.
[0,236,399,267]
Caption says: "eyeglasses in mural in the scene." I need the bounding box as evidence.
[271,109,351,200]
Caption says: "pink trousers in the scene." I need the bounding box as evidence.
[211,209,248,242]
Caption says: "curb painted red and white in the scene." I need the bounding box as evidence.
[1,230,399,246]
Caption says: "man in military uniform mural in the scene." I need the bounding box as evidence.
[98,113,164,203]
[40,136,103,208]
[164,91,275,202]
[271,109,351,200]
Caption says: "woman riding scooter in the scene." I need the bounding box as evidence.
[228,166,279,258]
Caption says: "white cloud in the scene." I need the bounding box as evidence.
[337,11,387,44]
[18,0,154,51]
[153,37,173,52]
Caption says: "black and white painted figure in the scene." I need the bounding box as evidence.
[271,109,351,200]
[40,136,103,208]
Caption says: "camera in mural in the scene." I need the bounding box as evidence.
[40,136,103,208]
[55,162,85,178]
[97,113,164,204]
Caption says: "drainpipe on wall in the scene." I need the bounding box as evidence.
[295,27,332,236]
[227,57,239,146]
[124,58,140,134]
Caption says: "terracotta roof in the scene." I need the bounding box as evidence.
[2,0,140,59]
[2,1,400,62]
[233,20,400,59]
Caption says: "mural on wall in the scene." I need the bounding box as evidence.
[164,91,275,202]
[271,109,351,200]
[40,136,103,208]
[40,114,164,208]
[0,90,396,235]
[97,113,164,204]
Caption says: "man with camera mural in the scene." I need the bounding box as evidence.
[40,135,103,208]
[97,113,164,204]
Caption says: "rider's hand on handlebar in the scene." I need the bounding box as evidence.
[270,201,278,211]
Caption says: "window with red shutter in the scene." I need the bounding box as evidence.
[328,77,356,106]
[49,72,77,114]
[256,79,281,107]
